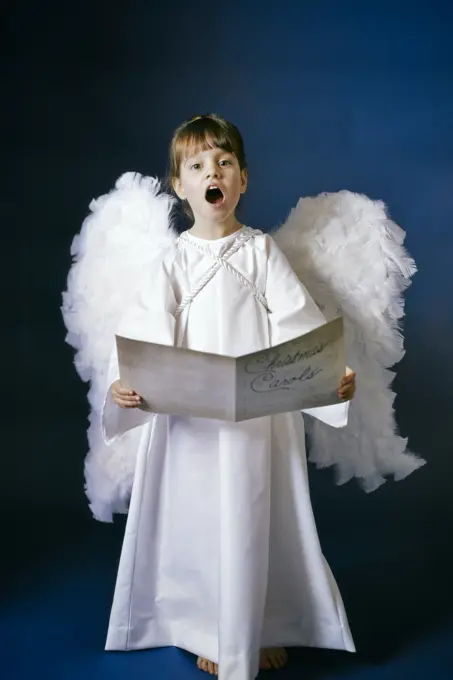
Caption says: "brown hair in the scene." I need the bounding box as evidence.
[169,113,247,220]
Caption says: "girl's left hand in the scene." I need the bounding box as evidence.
[338,366,356,401]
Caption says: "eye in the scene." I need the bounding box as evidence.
[219,159,232,167]
[190,162,201,170]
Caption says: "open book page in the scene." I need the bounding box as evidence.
[116,336,236,420]
[234,317,345,421]
[116,317,345,422]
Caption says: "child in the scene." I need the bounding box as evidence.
[102,114,356,679]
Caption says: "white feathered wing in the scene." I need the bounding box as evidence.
[62,173,177,521]
[273,190,425,491]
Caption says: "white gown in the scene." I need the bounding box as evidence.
[102,227,355,680]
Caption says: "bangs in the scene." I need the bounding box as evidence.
[175,127,234,165]
[170,114,246,179]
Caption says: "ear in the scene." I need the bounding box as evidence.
[172,177,185,200]
[240,168,248,194]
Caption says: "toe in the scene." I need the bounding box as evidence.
[272,651,281,669]
[265,648,288,669]
[259,650,271,670]
[278,649,288,668]
[197,658,219,675]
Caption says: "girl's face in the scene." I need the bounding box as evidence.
[173,146,247,224]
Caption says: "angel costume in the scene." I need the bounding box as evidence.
[62,174,425,680]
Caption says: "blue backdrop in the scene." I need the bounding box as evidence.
[10,0,452,513]
[6,0,453,674]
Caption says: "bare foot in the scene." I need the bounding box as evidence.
[197,648,287,675]
[197,657,218,675]
[260,647,288,670]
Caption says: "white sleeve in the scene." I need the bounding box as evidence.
[102,252,177,442]
[265,235,349,428]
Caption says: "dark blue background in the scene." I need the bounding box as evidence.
[6,1,453,678]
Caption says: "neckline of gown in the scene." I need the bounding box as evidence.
[184,226,246,245]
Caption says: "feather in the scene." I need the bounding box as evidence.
[273,190,425,491]
[62,173,176,520]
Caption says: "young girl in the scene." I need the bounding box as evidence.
[103,114,356,679]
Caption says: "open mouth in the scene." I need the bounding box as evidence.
[205,186,224,205]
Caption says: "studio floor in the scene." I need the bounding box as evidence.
[4,498,453,680]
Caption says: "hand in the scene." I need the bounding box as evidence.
[338,366,356,401]
[111,380,142,408]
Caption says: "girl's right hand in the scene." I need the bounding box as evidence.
[111,380,142,408]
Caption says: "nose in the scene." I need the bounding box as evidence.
[206,164,219,179]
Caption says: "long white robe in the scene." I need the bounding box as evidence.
[102,227,355,680]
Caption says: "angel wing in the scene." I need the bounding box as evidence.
[62,172,177,521]
[273,190,425,492]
